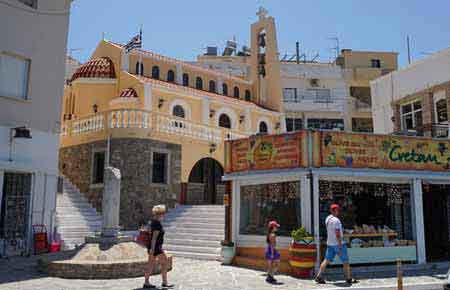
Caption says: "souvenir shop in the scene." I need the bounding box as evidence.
[223,130,450,269]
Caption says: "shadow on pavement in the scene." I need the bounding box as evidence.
[0,250,77,284]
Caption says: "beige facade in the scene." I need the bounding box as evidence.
[0,0,72,256]
[371,47,450,138]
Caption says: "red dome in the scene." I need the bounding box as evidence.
[119,88,138,98]
[71,57,116,82]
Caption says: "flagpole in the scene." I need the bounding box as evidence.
[138,25,143,76]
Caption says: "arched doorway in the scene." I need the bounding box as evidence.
[187,158,224,204]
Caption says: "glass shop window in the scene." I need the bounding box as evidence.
[318,181,414,243]
[240,181,301,236]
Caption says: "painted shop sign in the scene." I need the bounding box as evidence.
[225,131,306,173]
[318,131,450,171]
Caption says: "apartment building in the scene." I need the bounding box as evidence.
[371,47,450,138]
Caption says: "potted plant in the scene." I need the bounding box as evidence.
[220,240,235,265]
[288,227,316,278]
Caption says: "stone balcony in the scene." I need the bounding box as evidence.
[60,109,249,147]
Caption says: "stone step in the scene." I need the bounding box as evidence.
[164,232,223,241]
[166,250,220,261]
[58,231,99,239]
[56,221,101,228]
[56,208,99,215]
[164,238,220,247]
[56,214,102,221]
[163,217,224,224]
[170,207,224,213]
[57,226,102,233]
[164,226,224,235]
[163,244,220,255]
[166,213,224,219]
[163,222,224,229]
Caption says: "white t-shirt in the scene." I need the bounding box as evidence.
[325,214,344,246]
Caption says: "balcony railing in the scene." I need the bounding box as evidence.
[61,109,249,144]
[392,124,450,139]
[432,124,449,139]
[353,99,372,110]
[283,91,333,103]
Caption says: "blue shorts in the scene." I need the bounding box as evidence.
[325,244,349,263]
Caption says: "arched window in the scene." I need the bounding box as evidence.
[182,73,189,86]
[222,83,228,96]
[209,80,216,93]
[152,66,160,80]
[196,77,203,90]
[245,89,251,101]
[135,62,144,75]
[233,86,240,98]
[219,114,231,129]
[167,70,175,82]
[259,121,268,134]
[172,105,185,118]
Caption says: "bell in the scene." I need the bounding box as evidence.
[258,65,266,77]
[13,127,32,139]
[258,53,266,65]
[258,33,266,48]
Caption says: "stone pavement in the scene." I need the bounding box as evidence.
[0,254,447,290]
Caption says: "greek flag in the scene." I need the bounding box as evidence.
[124,30,142,53]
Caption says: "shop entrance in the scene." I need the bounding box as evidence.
[187,158,224,205]
[423,184,450,261]
[0,172,32,257]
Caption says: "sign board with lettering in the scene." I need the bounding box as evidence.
[316,131,450,172]
[224,131,307,173]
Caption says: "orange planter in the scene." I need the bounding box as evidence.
[288,240,317,278]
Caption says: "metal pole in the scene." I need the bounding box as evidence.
[407,36,412,65]
[296,42,300,64]
[397,259,403,290]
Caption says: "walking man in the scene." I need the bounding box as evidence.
[315,204,357,284]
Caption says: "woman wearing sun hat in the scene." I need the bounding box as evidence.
[265,220,280,283]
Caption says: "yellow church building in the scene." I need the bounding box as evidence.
[59,9,284,228]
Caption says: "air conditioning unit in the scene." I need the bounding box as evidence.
[310,78,320,87]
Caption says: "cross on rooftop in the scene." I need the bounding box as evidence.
[257,6,268,21]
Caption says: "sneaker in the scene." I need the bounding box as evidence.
[143,283,155,288]
[315,276,326,284]
[265,275,275,283]
[346,278,358,284]
[161,282,174,288]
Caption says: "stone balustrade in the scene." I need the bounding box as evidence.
[61,109,249,144]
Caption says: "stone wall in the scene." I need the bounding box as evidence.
[59,138,182,230]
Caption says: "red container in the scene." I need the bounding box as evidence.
[137,230,150,246]
[33,224,48,254]
[49,241,60,253]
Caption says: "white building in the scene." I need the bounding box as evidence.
[0,0,73,256]
[371,47,450,136]
[281,62,351,131]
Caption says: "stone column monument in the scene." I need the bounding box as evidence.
[102,167,121,237]
[41,166,173,279]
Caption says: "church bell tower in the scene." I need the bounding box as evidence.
[250,7,283,112]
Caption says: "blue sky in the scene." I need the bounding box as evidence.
[68,0,450,67]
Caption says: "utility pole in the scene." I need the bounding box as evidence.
[296,41,300,64]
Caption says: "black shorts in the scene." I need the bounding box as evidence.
[148,245,164,256]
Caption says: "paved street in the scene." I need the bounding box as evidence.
[0,255,447,290]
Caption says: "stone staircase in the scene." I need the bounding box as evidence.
[162,205,225,260]
[56,179,102,249]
